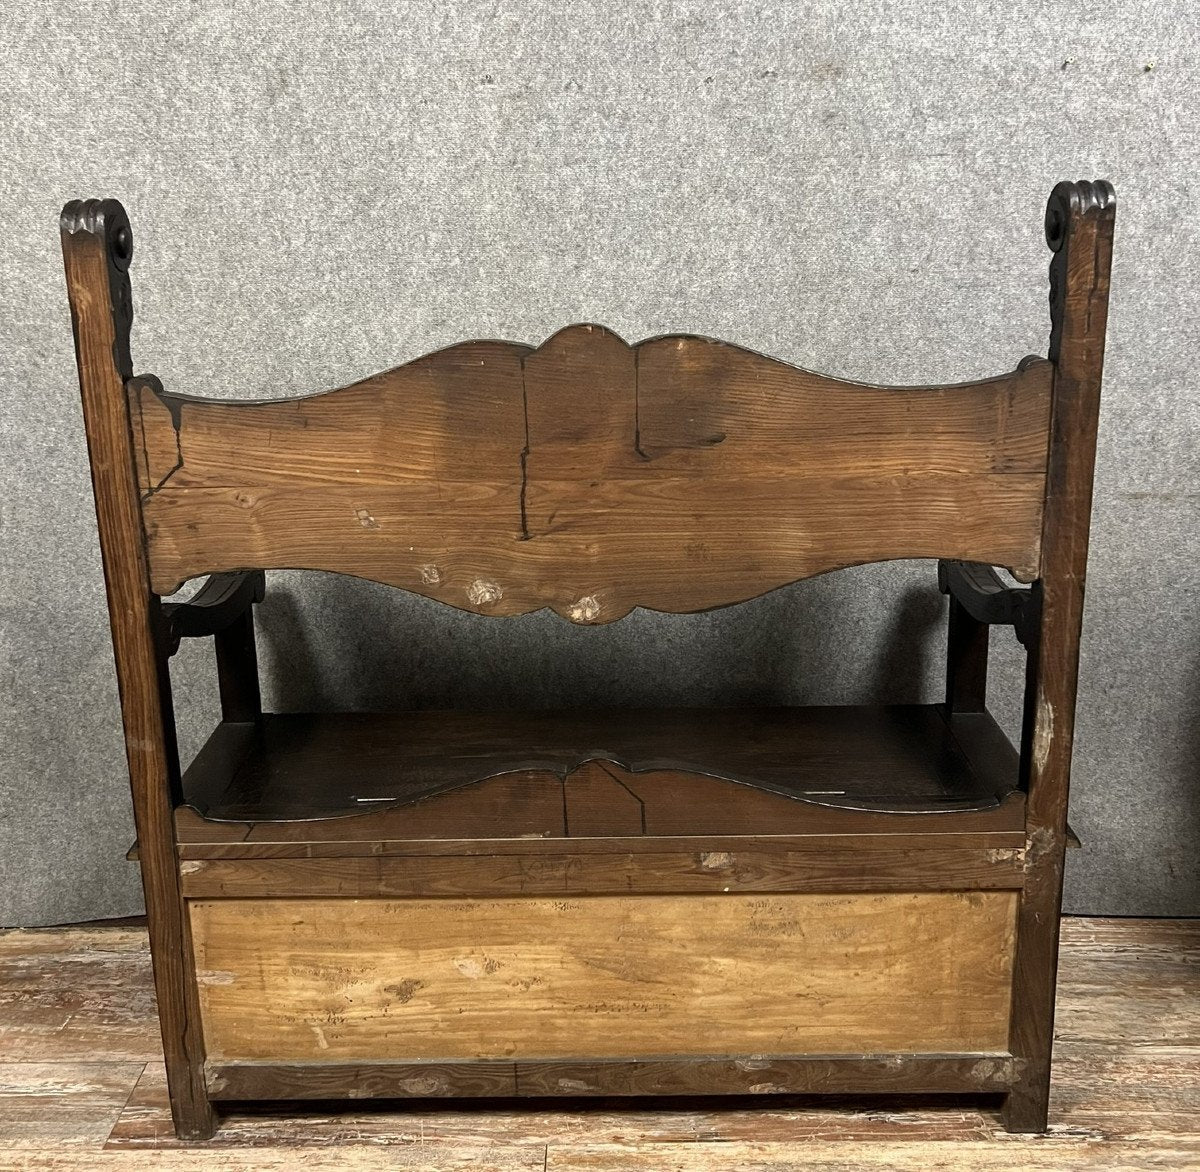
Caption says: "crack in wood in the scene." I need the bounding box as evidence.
[131,377,184,501]
[518,352,531,541]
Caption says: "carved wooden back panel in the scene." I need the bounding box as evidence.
[132,325,1052,621]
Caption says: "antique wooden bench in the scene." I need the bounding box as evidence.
[60,181,1114,1138]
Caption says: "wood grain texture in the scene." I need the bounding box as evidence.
[0,917,1182,1163]
[59,200,214,1139]
[176,792,1027,859]
[59,186,1115,1144]
[170,704,1023,823]
[176,844,1026,898]
[0,927,158,1063]
[1004,180,1116,1132]
[10,1149,544,1170]
[204,1054,1014,1101]
[132,327,1053,615]
[106,1058,1025,1147]
[0,1063,145,1149]
[543,1139,1199,1170]
[168,711,1028,863]
[189,893,1018,1061]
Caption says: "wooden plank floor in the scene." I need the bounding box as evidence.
[0,917,1195,1170]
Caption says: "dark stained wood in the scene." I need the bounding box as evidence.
[1003,180,1116,1132]
[174,705,1021,822]
[205,1054,1015,1102]
[208,1061,520,1101]
[939,561,1036,646]
[161,571,264,719]
[173,722,259,822]
[130,333,1053,614]
[161,571,264,647]
[213,608,262,723]
[944,593,990,713]
[177,842,1026,899]
[59,199,215,1139]
[563,761,646,838]
[175,785,1026,860]
[516,1055,1016,1098]
[940,560,1040,714]
[171,736,1027,862]
[61,184,1113,1140]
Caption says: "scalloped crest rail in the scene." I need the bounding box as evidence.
[131,326,1052,619]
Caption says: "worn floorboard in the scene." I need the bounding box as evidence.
[0,916,1193,1169]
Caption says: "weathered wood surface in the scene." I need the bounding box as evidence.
[133,327,1053,615]
[171,704,1023,824]
[204,1054,1015,1102]
[0,927,159,1063]
[61,200,215,1138]
[0,917,1194,1166]
[174,746,1028,896]
[189,893,1017,1061]
[169,712,1027,900]
[1003,179,1116,1132]
[0,1064,145,1149]
[2,1149,544,1170]
[176,781,1026,858]
[176,843,1026,898]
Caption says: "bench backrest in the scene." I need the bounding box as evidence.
[62,187,1112,624]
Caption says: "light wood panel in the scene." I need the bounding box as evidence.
[189,892,1018,1061]
[133,326,1052,615]
[2,917,1194,1164]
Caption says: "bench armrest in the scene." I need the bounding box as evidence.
[162,571,265,655]
[937,560,1036,648]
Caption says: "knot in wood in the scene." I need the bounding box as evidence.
[567,595,601,623]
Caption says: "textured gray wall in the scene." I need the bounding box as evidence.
[2,1,1197,925]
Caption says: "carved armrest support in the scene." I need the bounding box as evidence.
[937,560,1037,648]
[161,571,266,656]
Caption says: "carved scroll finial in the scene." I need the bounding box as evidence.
[1045,180,1115,361]
[60,199,135,378]
[60,198,134,268]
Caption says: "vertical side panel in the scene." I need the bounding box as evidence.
[60,200,214,1139]
[1004,180,1116,1132]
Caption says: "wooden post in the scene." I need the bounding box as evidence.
[60,200,216,1139]
[1003,180,1115,1131]
[945,595,989,714]
[215,607,263,723]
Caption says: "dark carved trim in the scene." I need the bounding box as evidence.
[161,571,266,656]
[938,560,1037,647]
[60,199,134,379]
[1045,180,1115,361]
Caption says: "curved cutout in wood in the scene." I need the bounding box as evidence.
[131,324,1052,619]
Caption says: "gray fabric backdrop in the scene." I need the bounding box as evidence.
[2,1,1197,925]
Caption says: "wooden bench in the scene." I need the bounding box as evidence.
[60,180,1115,1138]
